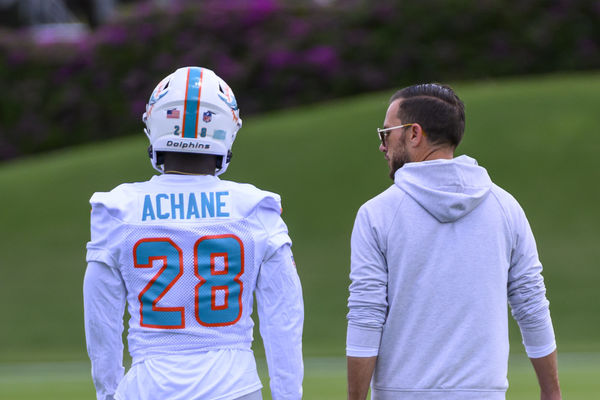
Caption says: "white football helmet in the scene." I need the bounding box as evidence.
[143,66,242,175]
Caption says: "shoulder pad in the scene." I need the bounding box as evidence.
[89,184,137,222]
[221,180,283,217]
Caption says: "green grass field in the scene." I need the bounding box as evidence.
[1,354,599,399]
[1,72,599,398]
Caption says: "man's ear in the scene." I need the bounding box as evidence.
[408,123,425,146]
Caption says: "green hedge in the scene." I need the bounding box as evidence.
[0,0,598,160]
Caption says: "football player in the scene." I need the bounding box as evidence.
[84,67,304,400]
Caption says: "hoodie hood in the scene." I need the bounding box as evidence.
[394,155,492,223]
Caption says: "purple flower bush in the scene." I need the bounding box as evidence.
[0,0,598,161]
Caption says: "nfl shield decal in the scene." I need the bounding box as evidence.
[203,111,215,123]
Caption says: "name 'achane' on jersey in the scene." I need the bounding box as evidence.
[141,191,230,221]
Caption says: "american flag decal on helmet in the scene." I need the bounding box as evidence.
[166,108,180,119]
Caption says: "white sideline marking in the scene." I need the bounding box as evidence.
[0,353,598,383]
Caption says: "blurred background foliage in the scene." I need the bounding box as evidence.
[1,3,600,397]
[0,0,598,161]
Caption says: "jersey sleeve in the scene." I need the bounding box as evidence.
[86,193,119,268]
[346,205,388,357]
[507,203,556,358]
[255,244,304,400]
[83,261,127,400]
[255,194,292,261]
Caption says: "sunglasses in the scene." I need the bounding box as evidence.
[376,123,416,146]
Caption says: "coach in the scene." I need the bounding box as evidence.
[346,83,561,400]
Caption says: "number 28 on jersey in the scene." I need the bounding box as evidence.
[133,234,244,329]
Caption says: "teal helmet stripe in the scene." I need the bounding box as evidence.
[182,67,203,138]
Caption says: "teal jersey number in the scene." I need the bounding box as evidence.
[194,235,244,326]
[134,238,185,329]
[133,235,244,329]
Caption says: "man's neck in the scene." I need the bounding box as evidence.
[162,153,218,175]
[416,146,454,162]
[164,170,213,176]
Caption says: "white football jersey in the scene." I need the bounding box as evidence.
[86,174,291,361]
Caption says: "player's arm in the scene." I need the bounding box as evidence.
[83,261,126,400]
[255,243,304,400]
[346,206,388,400]
[530,350,561,400]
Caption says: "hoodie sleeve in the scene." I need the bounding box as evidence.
[507,204,556,358]
[346,205,388,357]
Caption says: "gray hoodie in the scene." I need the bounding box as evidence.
[347,155,556,400]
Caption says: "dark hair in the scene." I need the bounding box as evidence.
[390,83,465,147]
